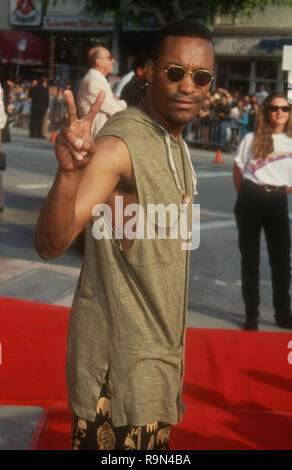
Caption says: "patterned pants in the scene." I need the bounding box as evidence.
[71,380,171,450]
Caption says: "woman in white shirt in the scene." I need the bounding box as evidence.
[0,83,7,212]
[233,92,292,331]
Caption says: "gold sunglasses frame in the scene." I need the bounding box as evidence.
[157,64,214,87]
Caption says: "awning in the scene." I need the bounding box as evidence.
[0,29,48,66]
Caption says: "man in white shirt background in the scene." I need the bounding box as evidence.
[256,84,268,105]
[0,82,7,212]
[77,46,127,136]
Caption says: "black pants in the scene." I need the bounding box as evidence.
[29,111,45,138]
[234,180,291,320]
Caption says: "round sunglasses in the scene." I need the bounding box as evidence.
[268,105,290,113]
[157,64,214,87]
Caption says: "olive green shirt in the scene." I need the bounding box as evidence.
[66,107,196,426]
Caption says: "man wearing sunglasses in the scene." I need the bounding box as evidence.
[35,20,215,450]
[77,46,127,136]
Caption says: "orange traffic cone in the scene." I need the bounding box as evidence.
[50,129,56,143]
[214,149,222,164]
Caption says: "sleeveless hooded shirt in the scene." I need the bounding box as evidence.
[66,107,197,426]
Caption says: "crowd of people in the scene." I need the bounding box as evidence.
[2,72,270,154]
[1,77,71,141]
[186,86,268,151]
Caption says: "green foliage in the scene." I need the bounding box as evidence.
[42,0,292,27]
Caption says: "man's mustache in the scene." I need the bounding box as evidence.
[169,94,202,103]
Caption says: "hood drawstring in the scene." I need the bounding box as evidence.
[159,126,197,197]
[183,140,198,197]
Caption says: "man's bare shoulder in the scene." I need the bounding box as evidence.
[97,106,148,136]
[74,135,133,224]
[88,135,132,181]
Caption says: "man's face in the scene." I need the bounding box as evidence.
[148,36,214,127]
[96,47,115,76]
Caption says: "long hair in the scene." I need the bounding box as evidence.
[252,92,292,160]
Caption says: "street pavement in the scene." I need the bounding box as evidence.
[1,126,292,449]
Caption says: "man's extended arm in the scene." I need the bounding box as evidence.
[35,166,83,259]
[35,91,131,260]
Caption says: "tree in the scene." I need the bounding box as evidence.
[82,0,292,28]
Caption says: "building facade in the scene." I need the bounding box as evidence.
[0,0,115,84]
[212,6,292,95]
[0,0,292,94]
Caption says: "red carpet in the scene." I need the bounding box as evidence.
[0,297,69,406]
[1,296,292,450]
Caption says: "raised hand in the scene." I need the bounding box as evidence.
[55,89,105,171]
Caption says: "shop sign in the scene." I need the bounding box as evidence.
[214,37,292,57]
[5,57,44,66]
[10,0,42,26]
[43,16,114,31]
[259,38,292,53]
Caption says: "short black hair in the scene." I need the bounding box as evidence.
[131,54,150,73]
[151,19,214,60]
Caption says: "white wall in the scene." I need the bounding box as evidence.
[0,0,11,29]
[46,0,86,16]
[214,5,292,30]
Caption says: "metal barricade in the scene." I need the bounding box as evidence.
[185,117,237,152]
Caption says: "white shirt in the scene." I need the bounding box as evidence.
[235,131,292,186]
[230,106,240,129]
[255,90,268,105]
[114,71,135,97]
[0,84,7,131]
[77,68,127,137]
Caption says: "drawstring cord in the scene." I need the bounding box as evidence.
[159,125,197,197]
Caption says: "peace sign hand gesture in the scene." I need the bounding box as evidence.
[55,89,105,171]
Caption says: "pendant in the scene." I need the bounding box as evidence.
[181,192,192,212]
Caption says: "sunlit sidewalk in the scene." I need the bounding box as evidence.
[0,256,79,307]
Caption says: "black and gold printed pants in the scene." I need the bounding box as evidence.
[71,379,171,450]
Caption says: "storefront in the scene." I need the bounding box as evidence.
[214,36,291,95]
[0,29,48,80]
[43,15,114,84]
[4,1,292,92]
[2,0,115,84]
